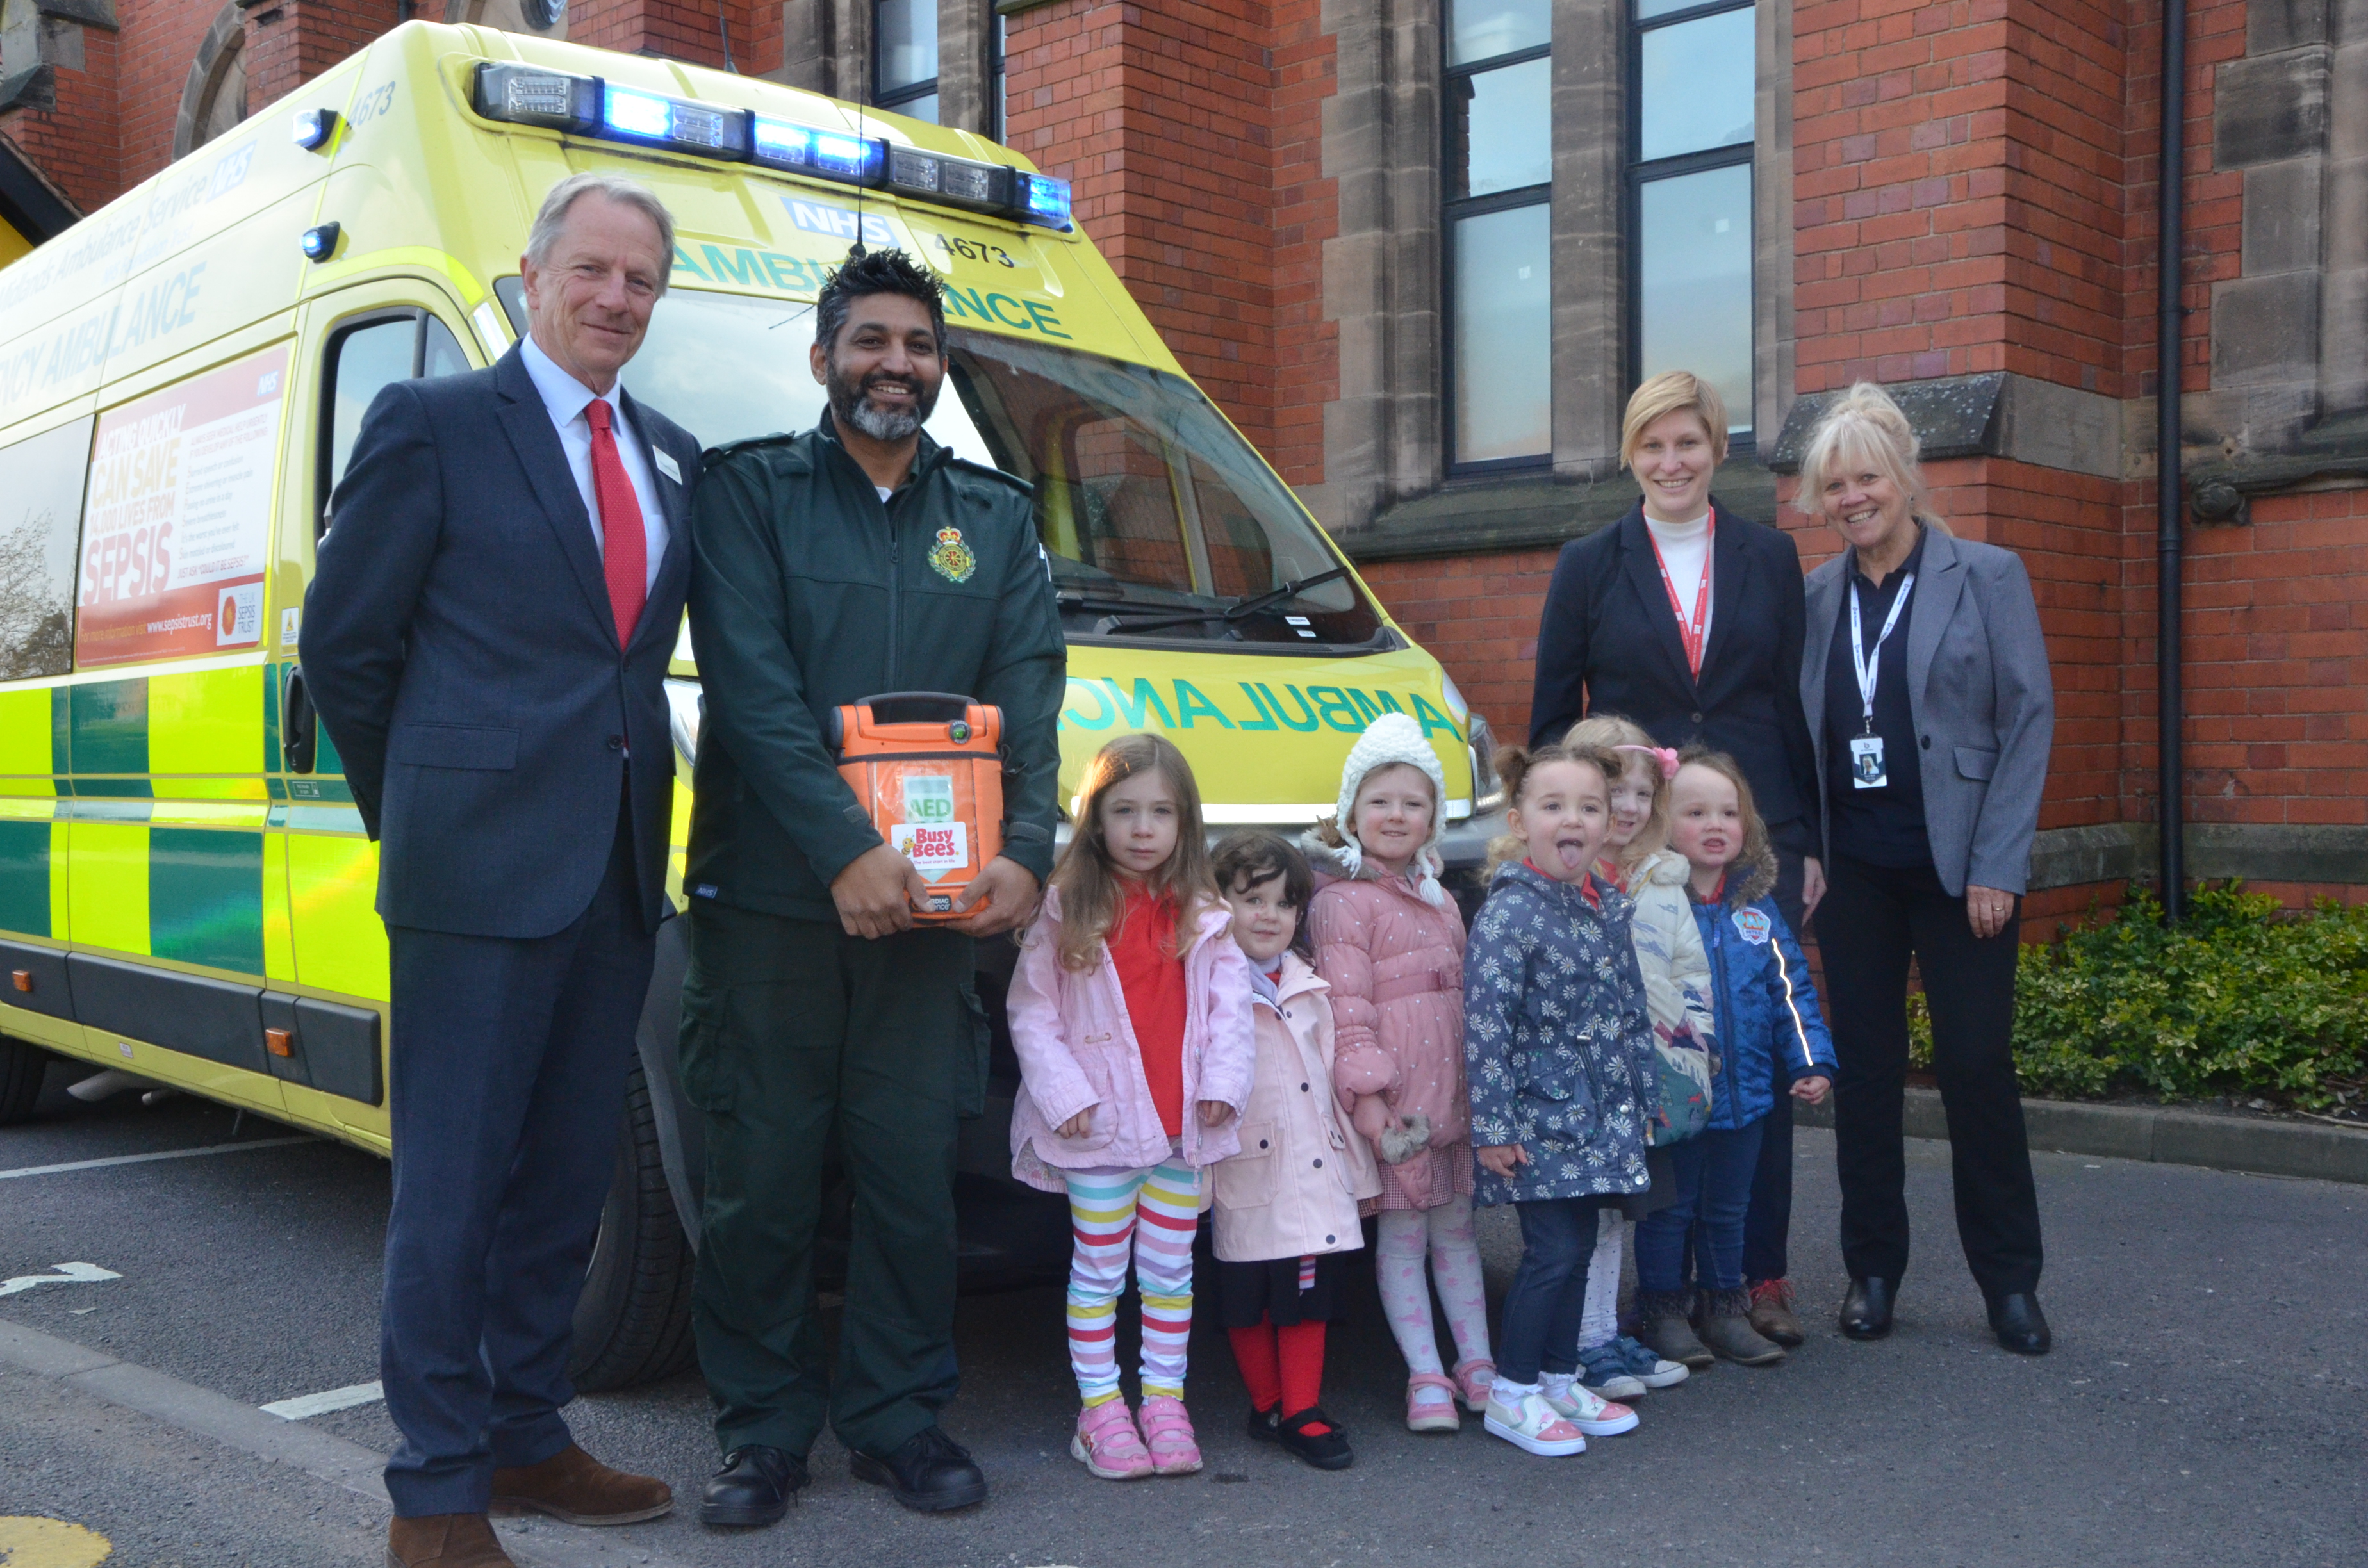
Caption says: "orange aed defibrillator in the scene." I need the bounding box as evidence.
[830,692,1006,920]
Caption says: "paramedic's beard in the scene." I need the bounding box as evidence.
[828,360,939,443]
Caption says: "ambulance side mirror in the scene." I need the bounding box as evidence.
[283,666,318,774]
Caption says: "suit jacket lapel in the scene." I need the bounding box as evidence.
[1619,510,1700,700]
[621,392,691,658]
[1905,527,1965,707]
[1803,561,1846,739]
[494,348,613,632]
[1698,502,1750,686]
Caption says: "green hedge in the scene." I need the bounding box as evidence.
[1907,885,2368,1113]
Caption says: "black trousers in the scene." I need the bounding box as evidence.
[1820,853,2043,1299]
[380,803,653,1517]
[1738,845,1809,1283]
[679,901,976,1460]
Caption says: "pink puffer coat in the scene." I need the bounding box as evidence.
[1007,886,1258,1193]
[1210,952,1382,1262]
[1308,859,1470,1154]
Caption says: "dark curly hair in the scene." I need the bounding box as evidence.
[1212,831,1316,958]
[815,245,946,352]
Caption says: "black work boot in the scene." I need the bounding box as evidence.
[1636,1289,1714,1370]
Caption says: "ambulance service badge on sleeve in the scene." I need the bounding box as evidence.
[928,527,977,584]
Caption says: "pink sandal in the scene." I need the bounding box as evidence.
[1137,1394,1203,1475]
[1404,1371,1461,1433]
[1070,1399,1153,1480]
[1452,1357,1497,1414]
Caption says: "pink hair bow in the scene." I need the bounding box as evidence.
[1615,743,1681,781]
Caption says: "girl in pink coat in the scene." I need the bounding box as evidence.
[1007,734,1256,1483]
[1303,712,1493,1432]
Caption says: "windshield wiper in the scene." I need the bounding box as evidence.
[1104,567,1351,637]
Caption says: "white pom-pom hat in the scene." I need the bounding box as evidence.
[1316,712,1451,906]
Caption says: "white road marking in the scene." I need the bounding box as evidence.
[0,1262,120,1298]
[0,1136,313,1181]
[261,1380,384,1421]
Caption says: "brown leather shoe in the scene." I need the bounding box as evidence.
[489,1442,673,1526]
[386,1514,514,1568]
[1747,1277,1807,1347]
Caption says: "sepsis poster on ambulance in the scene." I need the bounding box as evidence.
[74,343,286,668]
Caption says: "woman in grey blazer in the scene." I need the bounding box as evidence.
[1796,383,2055,1355]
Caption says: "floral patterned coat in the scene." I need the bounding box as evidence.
[1463,859,1659,1206]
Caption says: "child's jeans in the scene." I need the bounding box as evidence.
[1635,1119,1766,1295]
[1496,1195,1611,1385]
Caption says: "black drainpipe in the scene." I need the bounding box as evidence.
[2157,0,2188,921]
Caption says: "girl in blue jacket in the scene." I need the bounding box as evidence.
[1636,749,1836,1369]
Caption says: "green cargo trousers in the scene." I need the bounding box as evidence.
[677,899,980,1460]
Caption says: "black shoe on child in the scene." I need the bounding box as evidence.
[1274,1407,1353,1471]
[1246,1405,1280,1444]
[700,1445,807,1529]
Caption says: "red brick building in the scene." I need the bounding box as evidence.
[7,0,2363,919]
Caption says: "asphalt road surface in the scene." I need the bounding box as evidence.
[2,1056,2362,1568]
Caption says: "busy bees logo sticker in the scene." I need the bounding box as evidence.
[1732,907,1773,945]
[928,526,976,584]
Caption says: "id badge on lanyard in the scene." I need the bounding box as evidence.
[1849,571,1914,790]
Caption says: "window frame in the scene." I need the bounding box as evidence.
[873,0,941,122]
[1624,0,1758,449]
[1440,26,1554,477]
[314,307,466,536]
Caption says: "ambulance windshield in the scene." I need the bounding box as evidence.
[621,287,1385,650]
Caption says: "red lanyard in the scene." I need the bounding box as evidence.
[1647,514,1714,678]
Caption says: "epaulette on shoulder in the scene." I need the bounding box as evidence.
[701,431,806,472]
[946,455,1035,499]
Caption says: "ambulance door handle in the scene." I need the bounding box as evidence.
[283,666,318,774]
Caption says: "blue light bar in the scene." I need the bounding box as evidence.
[1012,171,1073,231]
[600,84,747,157]
[472,62,599,134]
[750,115,885,186]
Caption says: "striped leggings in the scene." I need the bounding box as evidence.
[1062,1155,1199,1405]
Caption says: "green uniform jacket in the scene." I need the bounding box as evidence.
[684,412,1066,922]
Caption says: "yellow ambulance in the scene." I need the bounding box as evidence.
[0,19,1505,1386]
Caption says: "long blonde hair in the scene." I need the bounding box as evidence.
[1564,714,1671,878]
[1044,732,1217,972]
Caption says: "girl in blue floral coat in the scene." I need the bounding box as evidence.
[1463,740,1660,1458]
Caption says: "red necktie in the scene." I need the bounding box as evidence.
[584,398,646,648]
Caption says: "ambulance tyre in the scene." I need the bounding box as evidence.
[569,1063,698,1393]
[0,1035,51,1125]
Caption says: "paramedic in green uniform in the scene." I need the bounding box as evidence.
[678,248,1065,1526]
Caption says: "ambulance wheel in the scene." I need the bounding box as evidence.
[570,1063,698,1392]
[0,1035,49,1125]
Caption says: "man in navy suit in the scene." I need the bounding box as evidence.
[302,173,696,1568]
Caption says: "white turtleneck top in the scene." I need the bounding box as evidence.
[1643,510,1713,653]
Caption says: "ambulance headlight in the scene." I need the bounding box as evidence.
[885,146,1011,214]
[1012,171,1073,230]
[292,108,340,152]
[472,62,599,134]
[751,115,885,185]
[600,85,747,157]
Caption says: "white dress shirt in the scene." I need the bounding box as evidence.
[519,332,668,594]
[1643,510,1713,652]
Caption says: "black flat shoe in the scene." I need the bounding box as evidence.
[700,1445,807,1528]
[850,1427,988,1513]
[1247,1405,1280,1444]
[1987,1292,2052,1355]
[1839,1277,1896,1340]
[1274,1407,1353,1471]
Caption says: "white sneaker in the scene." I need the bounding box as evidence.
[1541,1378,1640,1437]
[1482,1390,1588,1457]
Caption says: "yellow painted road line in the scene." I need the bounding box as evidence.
[0,1517,113,1566]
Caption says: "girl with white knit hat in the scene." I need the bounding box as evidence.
[1303,713,1493,1432]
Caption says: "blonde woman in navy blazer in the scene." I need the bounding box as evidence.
[1795,382,2055,1357]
